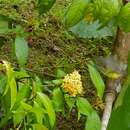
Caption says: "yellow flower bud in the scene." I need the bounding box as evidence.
[62,70,83,97]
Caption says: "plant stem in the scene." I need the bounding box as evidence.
[101,92,116,130]
[101,27,130,130]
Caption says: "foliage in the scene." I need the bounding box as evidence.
[117,3,130,32]
[69,20,113,38]
[51,70,102,130]
[0,61,104,130]
[87,61,105,99]
[0,1,57,129]
[107,53,130,129]
[64,0,90,28]
[38,0,56,15]
[108,83,130,130]
[65,0,130,38]
[1,0,130,130]
[0,61,56,130]
[15,35,28,66]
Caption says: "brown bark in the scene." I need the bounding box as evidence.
[101,28,130,130]
[113,29,130,64]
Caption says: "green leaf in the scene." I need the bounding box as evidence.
[15,68,29,79]
[0,75,7,94]
[37,92,56,129]
[65,0,90,28]
[2,61,17,109]
[38,0,56,15]
[117,3,130,32]
[69,20,113,38]
[64,94,75,112]
[85,111,101,130]
[76,97,93,117]
[21,101,32,111]
[114,76,130,110]
[52,79,63,85]
[0,15,10,33]
[15,35,28,66]
[34,76,42,93]
[87,61,105,98]
[94,0,121,25]
[33,124,48,130]
[3,61,14,95]
[56,69,66,78]
[14,84,31,108]
[32,101,46,124]
[52,88,64,112]
[13,106,26,127]
[108,84,130,130]
[10,78,17,109]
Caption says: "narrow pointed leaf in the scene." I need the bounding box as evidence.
[88,62,105,98]
[10,78,17,109]
[37,92,56,129]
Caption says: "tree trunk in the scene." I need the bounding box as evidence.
[114,29,130,64]
[101,28,130,130]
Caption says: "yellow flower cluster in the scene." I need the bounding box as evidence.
[62,70,83,97]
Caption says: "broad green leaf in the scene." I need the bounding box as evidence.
[117,3,130,32]
[85,111,101,130]
[37,92,56,129]
[52,79,63,85]
[21,101,32,111]
[10,78,17,109]
[94,0,121,25]
[0,14,10,33]
[14,84,31,109]
[15,68,29,79]
[56,69,66,78]
[15,35,28,66]
[34,76,42,92]
[33,124,48,130]
[38,0,56,15]
[13,106,26,127]
[87,62,105,98]
[108,85,130,130]
[32,101,46,124]
[0,21,9,33]
[65,0,90,28]
[69,20,113,38]
[76,97,93,117]
[64,94,75,112]
[52,88,64,112]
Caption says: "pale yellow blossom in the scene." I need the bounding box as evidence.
[62,70,83,97]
